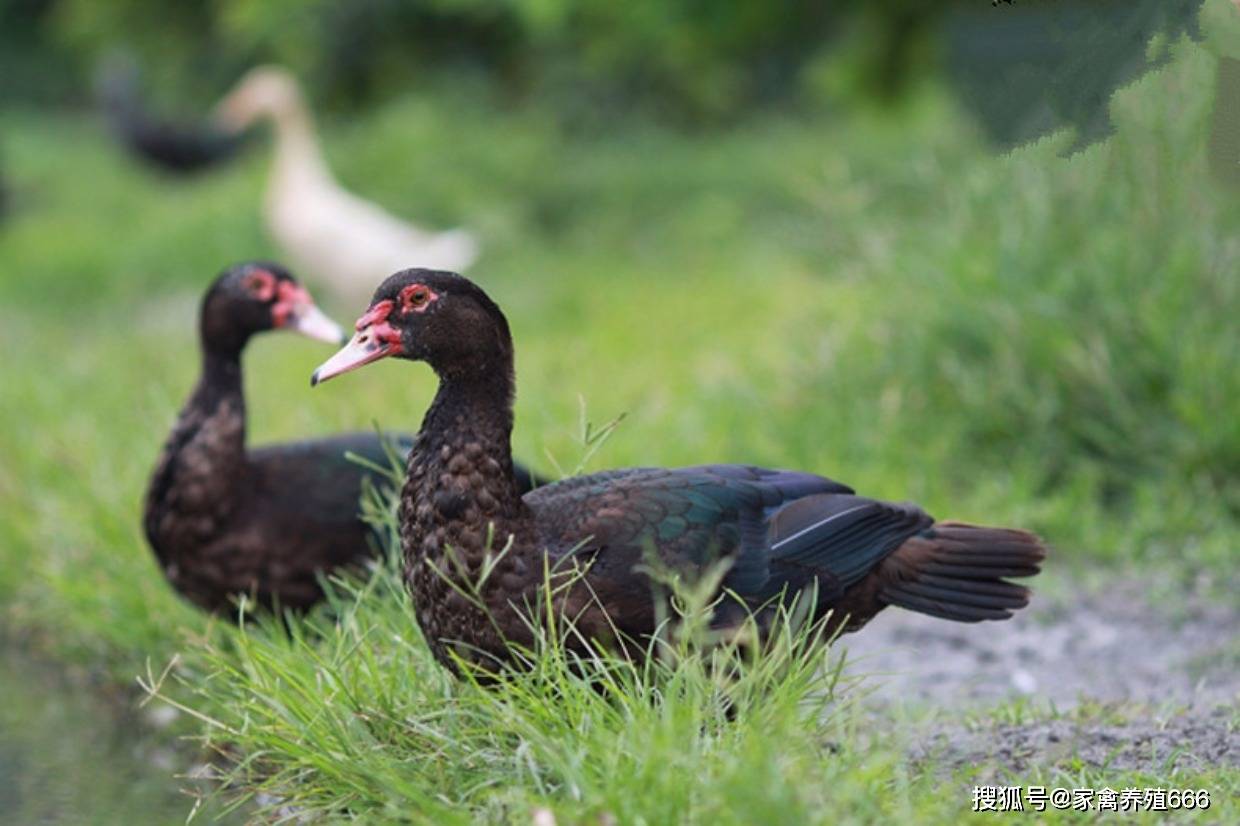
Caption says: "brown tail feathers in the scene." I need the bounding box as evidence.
[879,521,1047,623]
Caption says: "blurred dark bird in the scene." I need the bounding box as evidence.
[96,54,246,174]
[213,66,478,303]
[312,270,1047,675]
[144,262,539,615]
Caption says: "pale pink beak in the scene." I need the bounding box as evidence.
[310,325,400,386]
[285,302,345,344]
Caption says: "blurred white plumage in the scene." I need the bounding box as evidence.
[215,67,478,302]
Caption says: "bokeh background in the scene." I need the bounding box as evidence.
[0,0,1237,822]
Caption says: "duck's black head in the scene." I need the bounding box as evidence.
[310,269,512,386]
[201,262,343,356]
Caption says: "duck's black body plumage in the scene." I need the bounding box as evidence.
[144,262,540,615]
[517,466,1040,634]
[315,269,1046,674]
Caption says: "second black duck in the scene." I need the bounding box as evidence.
[96,54,246,174]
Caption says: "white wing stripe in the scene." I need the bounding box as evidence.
[769,503,871,553]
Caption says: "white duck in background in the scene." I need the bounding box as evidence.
[214,67,478,301]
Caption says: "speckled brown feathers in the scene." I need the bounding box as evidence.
[400,376,537,670]
[144,355,251,610]
[145,363,246,559]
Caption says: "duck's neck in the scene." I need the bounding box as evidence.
[192,349,247,438]
[268,101,334,192]
[178,347,249,481]
[144,347,248,548]
[405,366,528,552]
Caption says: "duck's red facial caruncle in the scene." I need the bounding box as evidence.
[244,268,342,343]
[310,297,408,386]
[271,279,310,327]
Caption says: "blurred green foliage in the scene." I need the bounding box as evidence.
[0,0,1204,133]
[7,0,844,114]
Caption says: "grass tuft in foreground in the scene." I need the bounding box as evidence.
[143,540,887,823]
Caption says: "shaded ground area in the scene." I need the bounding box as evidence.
[836,572,1239,774]
[0,647,241,825]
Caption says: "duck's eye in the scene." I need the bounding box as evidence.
[243,271,277,300]
[400,284,436,314]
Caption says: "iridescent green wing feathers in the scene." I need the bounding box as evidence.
[524,465,929,606]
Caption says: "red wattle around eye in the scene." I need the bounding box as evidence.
[398,284,437,314]
[246,271,277,301]
[269,279,310,327]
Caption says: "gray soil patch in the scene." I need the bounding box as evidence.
[913,708,1237,777]
[833,572,1239,774]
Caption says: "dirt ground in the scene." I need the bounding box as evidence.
[835,571,1239,774]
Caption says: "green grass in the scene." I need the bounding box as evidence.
[137,543,1237,823]
[143,551,886,823]
[0,12,1237,823]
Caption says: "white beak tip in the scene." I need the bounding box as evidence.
[289,304,345,345]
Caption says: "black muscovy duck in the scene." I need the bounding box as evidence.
[311,270,1047,675]
[96,55,245,174]
[144,261,539,615]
